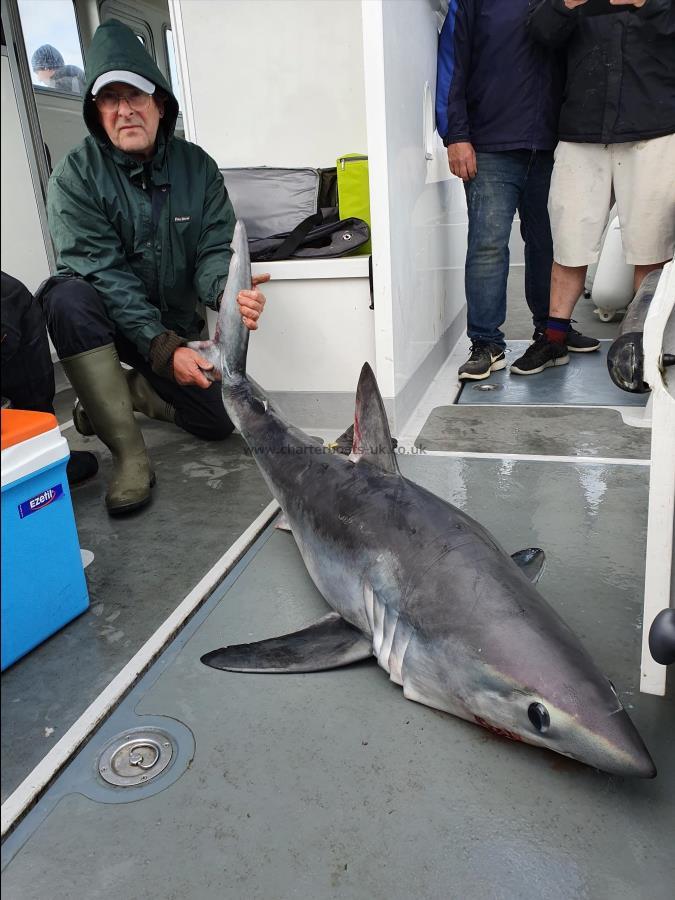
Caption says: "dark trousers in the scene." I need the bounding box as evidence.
[464,149,554,349]
[39,277,234,441]
[1,271,55,413]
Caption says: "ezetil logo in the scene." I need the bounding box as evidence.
[18,484,64,519]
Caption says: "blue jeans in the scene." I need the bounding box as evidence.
[464,149,554,349]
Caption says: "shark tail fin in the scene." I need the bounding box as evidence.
[351,363,400,475]
[219,219,251,381]
[187,219,251,383]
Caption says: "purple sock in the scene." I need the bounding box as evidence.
[545,317,570,344]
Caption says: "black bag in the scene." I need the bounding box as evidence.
[220,167,368,261]
[248,210,370,262]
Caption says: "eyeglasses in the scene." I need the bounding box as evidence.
[94,88,153,113]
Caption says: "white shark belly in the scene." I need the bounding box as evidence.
[284,513,414,684]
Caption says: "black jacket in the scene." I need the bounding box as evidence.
[528,0,675,144]
[436,0,563,152]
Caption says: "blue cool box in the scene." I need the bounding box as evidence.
[1,413,89,670]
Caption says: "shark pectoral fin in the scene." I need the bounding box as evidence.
[511,548,546,583]
[351,363,399,475]
[201,612,373,673]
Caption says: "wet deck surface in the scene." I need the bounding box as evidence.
[3,273,673,899]
[1,417,271,801]
[3,456,673,899]
[456,341,648,408]
[415,406,652,457]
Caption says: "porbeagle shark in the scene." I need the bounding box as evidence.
[196,221,656,778]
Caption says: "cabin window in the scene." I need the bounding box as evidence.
[17,0,85,97]
[164,27,183,112]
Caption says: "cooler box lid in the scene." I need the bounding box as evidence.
[1,410,68,488]
[1,409,58,450]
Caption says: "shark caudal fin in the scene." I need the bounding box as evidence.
[187,219,251,382]
[350,363,399,475]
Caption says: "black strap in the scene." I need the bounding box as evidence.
[269,211,324,261]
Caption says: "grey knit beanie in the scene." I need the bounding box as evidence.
[31,44,64,71]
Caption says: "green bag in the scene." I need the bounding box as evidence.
[337,154,371,254]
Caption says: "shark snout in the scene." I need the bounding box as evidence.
[577,706,657,779]
[602,710,656,779]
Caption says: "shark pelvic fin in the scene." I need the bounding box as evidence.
[351,363,399,475]
[201,612,372,673]
[275,511,292,532]
[511,548,546,584]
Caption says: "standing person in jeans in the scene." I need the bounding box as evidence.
[511,0,675,375]
[436,0,600,383]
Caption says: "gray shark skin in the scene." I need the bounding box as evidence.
[196,221,656,779]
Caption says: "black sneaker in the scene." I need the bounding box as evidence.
[511,336,569,376]
[458,342,506,381]
[532,328,600,353]
[566,328,600,352]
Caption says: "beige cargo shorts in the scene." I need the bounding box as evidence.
[548,134,675,266]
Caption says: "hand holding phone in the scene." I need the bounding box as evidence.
[564,0,644,13]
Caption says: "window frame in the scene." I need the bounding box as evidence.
[162,22,182,112]
[98,0,155,61]
[17,0,87,99]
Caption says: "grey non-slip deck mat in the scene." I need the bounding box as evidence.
[415,405,651,458]
[1,421,272,802]
[457,341,649,407]
[3,456,673,900]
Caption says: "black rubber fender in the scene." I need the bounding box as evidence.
[648,608,675,666]
[606,269,663,394]
[606,332,650,393]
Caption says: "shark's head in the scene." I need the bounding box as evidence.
[406,576,656,778]
[459,644,656,778]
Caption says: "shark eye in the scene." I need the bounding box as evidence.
[528,702,550,733]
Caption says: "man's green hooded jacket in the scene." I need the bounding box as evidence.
[47,19,235,360]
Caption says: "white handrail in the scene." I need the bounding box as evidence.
[640,260,674,695]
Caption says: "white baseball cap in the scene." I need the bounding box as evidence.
[92,70,156,96]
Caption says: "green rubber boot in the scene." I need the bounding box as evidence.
[62,344,154,515]
[126,369,176,424]
[74,369,175,434]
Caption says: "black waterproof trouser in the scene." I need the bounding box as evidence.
[1,271,55,412]
[39,277,234,441]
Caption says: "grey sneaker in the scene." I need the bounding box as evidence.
[532,327,600,353]
[458,342,506,381]
[511,336,569,375]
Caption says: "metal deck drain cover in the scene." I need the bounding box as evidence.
[98,729,174,787]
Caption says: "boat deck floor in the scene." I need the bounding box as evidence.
[457,340,648,408]
[2,282,673,897]
[3,455,673,898]
[415,405,651,457]
[1,420,272,801]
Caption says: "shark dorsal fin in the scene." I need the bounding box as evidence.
[351,363,399,475]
